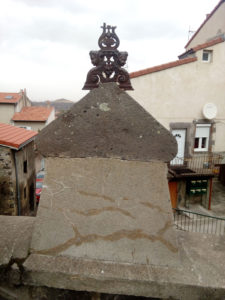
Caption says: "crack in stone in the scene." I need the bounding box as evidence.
[41,205,134,220]
[140,201,167,214]
[69,207,135,219]
[33,221,178,256]
[78,191,115,203]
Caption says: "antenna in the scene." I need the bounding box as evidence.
[188,26,196,41]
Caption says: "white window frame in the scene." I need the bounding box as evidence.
[202,50,212,62]
[194,124,211,152]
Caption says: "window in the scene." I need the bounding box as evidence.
[24,187,27,199]
[202,50,212,62]
[4,95,13,99]
[19,126,31,130]
[23,160,27,173]
[194,124,211,152]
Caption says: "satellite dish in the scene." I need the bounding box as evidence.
[203,103,217,120]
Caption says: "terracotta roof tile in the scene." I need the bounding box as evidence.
[0,92,22,104]
[185,0,225,49]
[0,123,37,150]
[129,57,197,79]
[12,106,54,122]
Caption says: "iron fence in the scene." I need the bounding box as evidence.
[170,153,222,174]
[173,208,225,235]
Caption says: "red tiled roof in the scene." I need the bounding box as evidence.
[0,92,22,104]
[0,123,37,150]
[179,37,224,58]
[185,0,225,49]
[12,106,54,122]
[129,57,197,79]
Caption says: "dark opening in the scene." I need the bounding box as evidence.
[174,168,195,175]
[24,187,27,199]
[23,160,27,173]
[202,137,207,148]
[29,183,34,211]
[194,137,199,149]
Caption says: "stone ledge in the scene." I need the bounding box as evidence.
[0,216,35,266]
[0,217,225,300]
[22,230,225,300]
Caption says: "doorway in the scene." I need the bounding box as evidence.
[171,129,186,165]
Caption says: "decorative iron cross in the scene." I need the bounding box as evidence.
[82,23,133,90]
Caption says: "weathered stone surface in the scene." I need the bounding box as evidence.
[0,148,16,216]
[30,157,178,267]
[35,83,176,162]
[0,141,37,217]
[0,216,35,266]
[23,230,225,300]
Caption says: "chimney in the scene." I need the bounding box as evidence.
[46,100,51,109]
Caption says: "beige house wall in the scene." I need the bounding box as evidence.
[187,2,225,49]
[46,108,55,125]
[129,42,225,153]
[16,97,25,112]
[0,104,16,124]
[14,121,46,132]
[0,94,31,124]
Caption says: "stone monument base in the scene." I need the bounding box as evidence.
[31,157,178,267]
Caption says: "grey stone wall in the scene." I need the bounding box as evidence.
[15,141,36,215]
[0,285,161,300]
[0,147,17,215]
[0,142,36,216]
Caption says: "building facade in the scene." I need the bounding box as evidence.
[0,90,31,124]
[12,106,55,132]
[128,1,225,209]
[129,38,225,157]
[0,90,55,131]
[0,123,37,216]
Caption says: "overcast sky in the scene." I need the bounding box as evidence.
[0,0,219,101]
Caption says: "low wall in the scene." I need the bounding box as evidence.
[0,214,225,300]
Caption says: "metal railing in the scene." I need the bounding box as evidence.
[170,153,222,175]
[173,208,225,235]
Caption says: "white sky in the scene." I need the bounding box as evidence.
[0,0,219,101]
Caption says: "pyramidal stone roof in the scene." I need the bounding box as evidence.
[36,83,176,162]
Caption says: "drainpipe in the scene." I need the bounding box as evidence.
[13,150,21,216]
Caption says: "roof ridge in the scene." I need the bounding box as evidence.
[185,0,225,49]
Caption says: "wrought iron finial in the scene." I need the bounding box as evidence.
[82,23,133,90]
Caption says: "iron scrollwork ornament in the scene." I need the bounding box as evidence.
[83,23,133,90]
